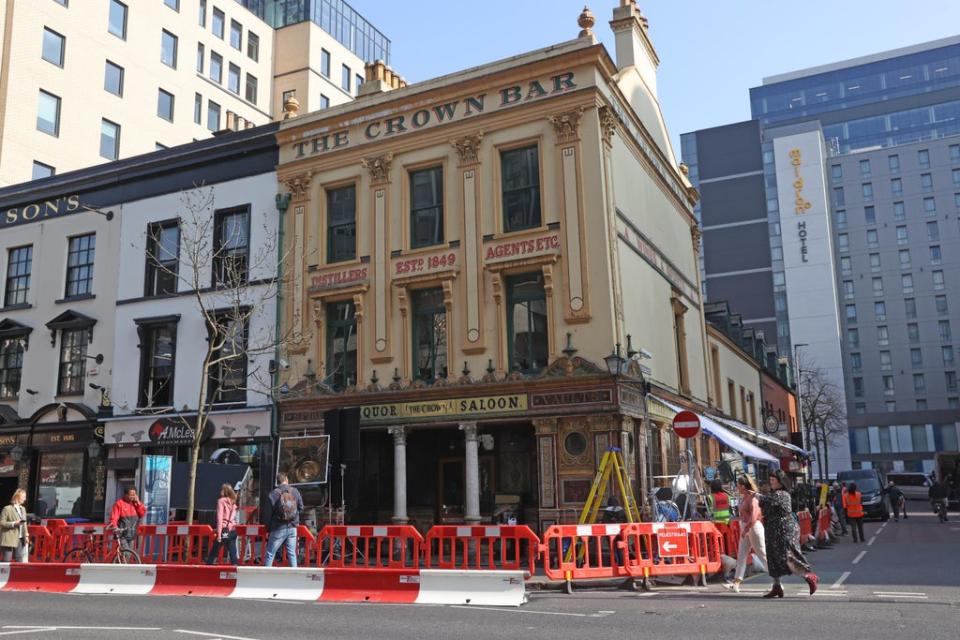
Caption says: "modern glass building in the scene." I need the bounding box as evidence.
[238,0,391,62]
[685,36,960,474]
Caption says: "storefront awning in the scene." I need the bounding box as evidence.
[651,397,779,464]
[708,413,812,457]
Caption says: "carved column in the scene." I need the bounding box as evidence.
[490,272,505,376]
[460,422,481,523]
[451,133,485,354]
[548,106,590,323]
[598,105,625,346]
[281,172,313,354]
[362,154,394,364]
[388,426,408,524]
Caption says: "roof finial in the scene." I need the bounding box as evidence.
[577,5,596,39]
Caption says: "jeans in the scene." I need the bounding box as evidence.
[892,498,907,520]
[264,525,298,567]
[834,504,848,534]
[206,530,239,565]
[848,517,864,542]
[734,521,768,581]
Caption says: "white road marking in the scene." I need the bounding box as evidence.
[876,594,928,599]
[175,631,265,640]
[3,628,161,632]
[867,536,877,546]
[0,631,56,637]
[852,551,867,564]
[794,590,845,596]
[831,571,851,589]
[449,606,613,618]
[874,591,927,596]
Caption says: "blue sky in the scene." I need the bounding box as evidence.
[350,1,960,152]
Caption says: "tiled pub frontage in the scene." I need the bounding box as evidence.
[280,359,654,533]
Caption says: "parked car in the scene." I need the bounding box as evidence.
[885,472,932,501]
[837,469,890,521]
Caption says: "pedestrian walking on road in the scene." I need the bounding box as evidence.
[1,488,29,562]
[749,470,817,598]
[929,477,949,523]
[727,475,767,593]
[205,484,239,565]
[844,483,865,542]
[885,480,907,521]
[830,482,848,535]
[263,472,303,567]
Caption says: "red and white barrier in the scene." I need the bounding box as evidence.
[0,563,526,606]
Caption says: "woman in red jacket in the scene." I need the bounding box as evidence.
[205,484,239,565]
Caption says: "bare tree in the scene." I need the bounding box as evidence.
[142,186,301,525]
[796,359,847,481]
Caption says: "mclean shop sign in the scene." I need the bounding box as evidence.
[291,72,579,159]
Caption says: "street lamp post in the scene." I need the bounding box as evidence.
[793,343,810,482]
[605,339,651,518]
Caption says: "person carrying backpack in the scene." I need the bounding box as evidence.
[263,472,304,567]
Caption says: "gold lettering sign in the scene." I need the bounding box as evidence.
[360,394,527,422]
[4,194,81,227]
[789,149,812,215]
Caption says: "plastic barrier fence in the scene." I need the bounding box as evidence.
[135,525,215,564]
[55,524,116,562]
[27,525,56,563]
[797,510,814,544]
[317,525,422,569]
[424,525,540,578]
[621,521,723,584]
[816,507,832,543]
[540,524,630,583]
[0,563,526,606]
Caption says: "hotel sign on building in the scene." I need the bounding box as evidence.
[772,129,851,471]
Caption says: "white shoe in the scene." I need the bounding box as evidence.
[732,581,741,593]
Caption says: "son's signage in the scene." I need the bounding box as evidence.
[291,71,579,159]
[4,194,81,228]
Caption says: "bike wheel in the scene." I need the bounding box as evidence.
[63,548,91,564]
[113,548,141,565]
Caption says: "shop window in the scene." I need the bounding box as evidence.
[325,300,356,391]
[501,145,541,232]
[0,338,25,399]
[213,206,249,286]
[207,313,246,405]
[137,320,177,408]
[5,245,32,306]
[65,233,95,297]
[326,185,356,263]
[410,166,444,248]
[506,272,548,373]
[58,328,88,395]
[36,451,85,517]
[411,288,447,382]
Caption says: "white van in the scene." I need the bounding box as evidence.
[886,472,931,500]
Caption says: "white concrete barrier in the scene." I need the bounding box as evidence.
[230,566,326,601]
[416,569,526,607]
[74,563,158,595]
[0,563,9,590]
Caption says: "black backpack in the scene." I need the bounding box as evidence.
[275,487,298,523]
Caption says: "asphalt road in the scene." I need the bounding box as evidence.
[0,511,957,640]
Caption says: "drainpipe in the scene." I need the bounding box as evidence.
[271,192,291,498]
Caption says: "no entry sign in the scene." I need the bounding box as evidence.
[657,528,689,558]
[672,410,701,439]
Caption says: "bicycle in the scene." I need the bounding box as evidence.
[62,527,141,564]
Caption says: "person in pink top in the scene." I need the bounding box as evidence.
[205,484,239,565]
[726,475,768,593]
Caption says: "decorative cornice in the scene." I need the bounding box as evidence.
[281,171,313,200]
[361,153,394,185]
[691,224,703,254]
[598,105,617,146]
[547,106,586,144]
[450,132,484,167]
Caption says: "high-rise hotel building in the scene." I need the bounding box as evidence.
[0,0,389,185]
[684,37,960,474]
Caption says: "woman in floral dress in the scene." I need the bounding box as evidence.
[750,469,818,598]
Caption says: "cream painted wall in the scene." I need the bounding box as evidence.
[271,21,362,116]
[0,204,120,418]
[0,0,274,186]
[110,173,279,415]
[709,330,763,427]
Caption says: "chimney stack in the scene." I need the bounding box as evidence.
[609,1,659,94]
[359,60,408,97]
